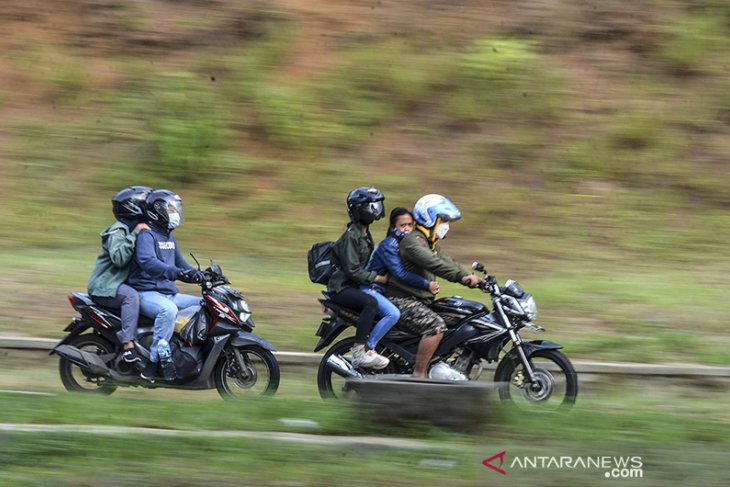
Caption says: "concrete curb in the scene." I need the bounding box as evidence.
[2,335,729,377]
[0,422,431,449]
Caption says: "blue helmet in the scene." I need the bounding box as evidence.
[413,194,461,228]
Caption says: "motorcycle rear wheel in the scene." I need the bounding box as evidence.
[214,345,280,400]
[58,334,118,395]
[494,349,578,411]
[317,337,406,399]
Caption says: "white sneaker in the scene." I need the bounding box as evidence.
[351,346,389,370]
[428,362,467,381]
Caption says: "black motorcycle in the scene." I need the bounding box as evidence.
[52,260,280,400]
[314,263,578,410]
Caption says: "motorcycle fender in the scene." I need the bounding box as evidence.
[313,319,350,353]
[49,319,91,355]
[228,331,277,352]
[520,339,563,356]
[494,340,563,377]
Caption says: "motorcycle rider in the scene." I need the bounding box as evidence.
[126,189,205,380]
[328,187,391,370]
[87,186,151,364]
[386,194,483,380]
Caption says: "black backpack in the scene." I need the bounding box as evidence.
[307,241,336,285]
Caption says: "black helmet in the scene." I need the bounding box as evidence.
[145,189,184,228]
[112,186,153,221]
[346,187,385,224]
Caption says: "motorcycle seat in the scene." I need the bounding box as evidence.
[72,292,154,326]
[318,298,362,320]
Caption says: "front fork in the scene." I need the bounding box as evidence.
[232,346,255,380]
[494,301,539,384]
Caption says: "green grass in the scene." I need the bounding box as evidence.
[0,372,728,486]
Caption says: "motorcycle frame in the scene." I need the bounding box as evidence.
[315,280,564,382]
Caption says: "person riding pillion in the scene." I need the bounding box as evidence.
[126,189,205,381]
[87,186,152,364]
[386,194,483,380]
[327,187,391,370]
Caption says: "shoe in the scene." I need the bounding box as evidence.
[140,361,158,382]
[351,346,389,370]
[121,348,141,364]
[428,362,467,381]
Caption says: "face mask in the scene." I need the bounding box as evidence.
[435,222,450,239]
[393,229,410,239]
[168,212,181,229]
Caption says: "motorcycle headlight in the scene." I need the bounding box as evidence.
[232,299,251,323]
[518,294,538,320]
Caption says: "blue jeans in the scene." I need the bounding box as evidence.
[360,286,400,349]
[138,291,201,362]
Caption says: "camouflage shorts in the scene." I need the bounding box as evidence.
[389,297,446,337]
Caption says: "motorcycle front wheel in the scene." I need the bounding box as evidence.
[214,345,280,400]
[317,337,406,399]
[494,349,578,411]
[58,333,118,395]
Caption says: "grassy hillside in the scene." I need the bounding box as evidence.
[1,0,729,363]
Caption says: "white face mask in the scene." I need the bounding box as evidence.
[435,222,450,239]
[168,212,181,229]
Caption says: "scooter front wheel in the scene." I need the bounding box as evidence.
[214,345,280,400]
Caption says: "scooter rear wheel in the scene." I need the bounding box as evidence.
[58,334,118,395]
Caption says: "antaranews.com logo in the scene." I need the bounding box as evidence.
[483,451,644,479]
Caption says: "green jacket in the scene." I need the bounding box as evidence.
[386,228,470,300]
[87,221,138,298]
[327,222,378,293]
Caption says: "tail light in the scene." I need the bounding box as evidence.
[68,294,80,310]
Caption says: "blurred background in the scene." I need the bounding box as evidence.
[1,1,729,485]
[1,0,729,362]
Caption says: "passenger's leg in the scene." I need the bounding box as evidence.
[117,284,140,346]
[331,287,378,345]
[361,287,400,349]
[331,288,388,368]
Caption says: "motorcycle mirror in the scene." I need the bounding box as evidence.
[190,253,201,270]
[472,261,485,273]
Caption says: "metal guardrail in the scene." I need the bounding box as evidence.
[2,335,729,377]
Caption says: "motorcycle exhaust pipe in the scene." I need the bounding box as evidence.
[53,345,112,377]
[326,354,362,379]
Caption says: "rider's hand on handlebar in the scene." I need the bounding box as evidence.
[428,281,440,295]
[178,269,206,284]
[461,274,484,288]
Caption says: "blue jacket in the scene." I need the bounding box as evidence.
[367,234,430,291]
[126,227,195,294]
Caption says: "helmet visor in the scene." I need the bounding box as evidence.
[164,196,184,224]
[365,201,384,220]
